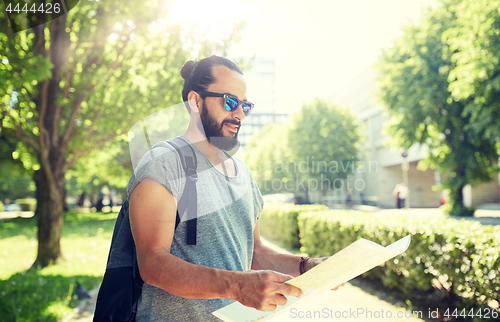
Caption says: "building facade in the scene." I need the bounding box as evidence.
[324,67,500,208]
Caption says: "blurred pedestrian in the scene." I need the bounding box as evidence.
[77,192,85,211]
[393,184,401,209]
[440,190,448,206]
[398,183,410,208]
[95,192,104,212]
[359,192,365,205]
[345,190,352,207]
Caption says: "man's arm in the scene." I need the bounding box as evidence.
[251,221,303,276]
[251,220,344,290]
[129,179,303,311]
[251,221,326,277]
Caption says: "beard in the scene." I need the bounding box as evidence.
[198,101,241,151]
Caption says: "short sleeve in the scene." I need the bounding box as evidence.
[126,143,185,202]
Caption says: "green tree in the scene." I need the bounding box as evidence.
[0,1,244,266]
[245,123,293,194]
[375,0,499,216]
[287,98,361,197]
[66,102,190,201]
[444,0,500,140]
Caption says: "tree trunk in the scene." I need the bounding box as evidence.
[449,182,474,216]
[32,168,65,268]
[30,14,70,268]
[453,162,466,208]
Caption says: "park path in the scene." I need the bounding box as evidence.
[356,203,500,225]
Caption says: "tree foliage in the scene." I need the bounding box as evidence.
[245,99,361,197]
[288,99,361,194]
[375,0,499,216]
[245,123,293,194]
[444,0,500,140]
[66,102,190,200]
[0,136,35,201]
[0,0,244,266]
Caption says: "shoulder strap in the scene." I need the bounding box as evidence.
[166,140,198,245]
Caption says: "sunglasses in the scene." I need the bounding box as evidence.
[196,91,254,116]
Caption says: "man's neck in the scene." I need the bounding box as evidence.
[183,128,228,166]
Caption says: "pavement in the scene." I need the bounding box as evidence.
[61,288,98,322]
[352,203,500,226]
[0,211,35,220]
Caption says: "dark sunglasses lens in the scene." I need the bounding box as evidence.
[225,96,239,111]
[242,103,253,115]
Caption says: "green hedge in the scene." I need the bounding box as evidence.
[16,198,37,211]
[259,202,328,248]
[298,210,500,310]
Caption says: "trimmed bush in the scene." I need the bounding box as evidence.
[259,202,328,248]
[16,198,37,211]
[298,210,500,310]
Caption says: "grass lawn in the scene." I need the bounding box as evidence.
[0,211,117,322]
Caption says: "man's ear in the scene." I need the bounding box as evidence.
[187,91,200,114]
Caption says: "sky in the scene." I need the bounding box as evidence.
[172,0,437,114]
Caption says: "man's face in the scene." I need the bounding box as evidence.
[197,65,248,151]
[199,99,241,150]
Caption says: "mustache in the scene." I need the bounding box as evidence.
[220,119,241,128]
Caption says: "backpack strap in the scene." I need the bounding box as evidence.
[140,123,195,241]
[166,140,198,245]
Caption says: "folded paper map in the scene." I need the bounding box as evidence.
[213,235,411,322]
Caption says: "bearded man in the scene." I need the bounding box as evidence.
[120,56,329,321]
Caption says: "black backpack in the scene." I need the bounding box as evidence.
[94,140,198,322]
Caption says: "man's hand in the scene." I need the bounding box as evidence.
[230,270,303,311]
[304,257,345,291]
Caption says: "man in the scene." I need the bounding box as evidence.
[398,182,410,209]
[128,56,329,321]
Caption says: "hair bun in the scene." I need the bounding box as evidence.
[181,60,196,80]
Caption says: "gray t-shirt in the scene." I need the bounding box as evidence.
[127,136,263,321]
